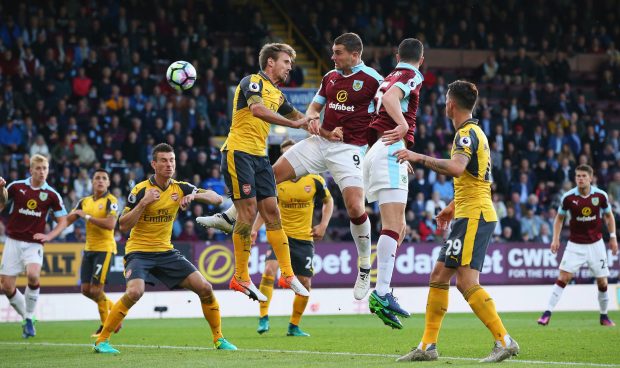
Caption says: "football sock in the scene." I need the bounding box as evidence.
[350,213,371,269]
[290,294,310,326]
[24,283,40,320]
[375,230,398,296]
[259,274,275,317]
[421,282,449,347]
[232,222,252,281]
[464,285,508,347]
[266,229,294,277]
[547,280,566,311]
[598,285,609,314]
[96,293,111,324]
[224,205,237,221]
[200,294,223,342]
[96,294,134,344]
[7,288,26,318]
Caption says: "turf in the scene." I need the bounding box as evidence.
[0,311,618,367]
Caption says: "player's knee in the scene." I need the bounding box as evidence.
[299,276,311,290]
[197,282,213,298]
[558,274,572,284]
[596,278,608,289]
[345,201,365,219]
[455,279,476,295]
[264,261,278,276]
[236,203,258,223]
[26,274,39,286]
[126,287,144,302]
[81,285,92,298]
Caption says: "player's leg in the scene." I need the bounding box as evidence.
[287,239,314,336]
[257,255,278,334]
[21,242,44,338]
[596,277,614,326]
[589,239,614,326]
[179,271,237,350]
[538,270,572,325]
[288,275,311,337]
[1,238,27,321]
[397,262,455,362]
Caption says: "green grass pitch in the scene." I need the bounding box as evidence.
[1,311,618,367]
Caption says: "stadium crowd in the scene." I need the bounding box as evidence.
[0,0,619,244]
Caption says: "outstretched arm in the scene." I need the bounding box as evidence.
[394,150,470,178]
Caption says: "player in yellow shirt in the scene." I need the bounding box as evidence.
[219,43,313,301]
[394,81,519,363]
[66,169,121,337]
[250,140,333,336]
[92,143,236,354]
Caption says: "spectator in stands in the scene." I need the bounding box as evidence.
[500,206,522,242]
[177,220,200,242]
[0,117,22,153]
[432,175,453,202]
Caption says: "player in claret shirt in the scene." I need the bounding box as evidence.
[364,38,424,329]
[537,164,617,327]
[0,154,68,338]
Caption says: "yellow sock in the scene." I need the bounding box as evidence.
[464,285,508,346]
[106,298,114,312]
[200,294,223,342]
[96,293,111,324]
[421,282,449,347]
[96,294,134,344]
[290,294,309,326]
[232,222,252,280]
[259,275,275,317]
[266,229,293,277]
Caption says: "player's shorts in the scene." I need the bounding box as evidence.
[222,150,276,200]
[266,237,314,277]
[559,239,610,278]
[81,251,114,285]
[363,139,409,203]
[0,237,43,276]
[124,249,197,289]
[282,135,367,190]
[437,216,496,271]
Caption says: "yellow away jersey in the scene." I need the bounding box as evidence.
[123,177,198,253]
[450,119,498,221]
[222,71,296,156]
[75,192,118,253]
[277,174,331,241]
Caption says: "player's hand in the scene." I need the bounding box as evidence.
[0,176,6,189]
[142,189,161,206]
[312,224,327,241]
[293,116,312,130]
[33,233,52,243]
[180,193,194,210]
[72,209,86,218]
[405,161,414,174]
[550,239,561,254]
[324,127,343,142]
[393,149,420,164]
[382,125,408,146]
[307,117,321,135]
[610,236,618,256]
[435,206,455,231]
[250,230,258,245]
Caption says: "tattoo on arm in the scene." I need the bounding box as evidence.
[421,157,451,175]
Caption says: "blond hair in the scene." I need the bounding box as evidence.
[259,43,296,71]
[30,154,49,168]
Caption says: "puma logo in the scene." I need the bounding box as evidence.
[19,189,26,195]
[330,80,336,85]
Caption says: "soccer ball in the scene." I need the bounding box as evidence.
[166,61,197,91]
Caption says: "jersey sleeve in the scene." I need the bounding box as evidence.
[73,198,84,211]
[452,127,479,160]
[312,72,331,105]
[312,175,331,202]
[239,75,264,106]
[277,93,296,117]
[50,190,68,217]
[124,185,146,213]
[600,191,611,214]
[106,195,119,217]
[558,195,569,216]
[5,182,15,201]
[178,181,199,197]
[393,71,423,99]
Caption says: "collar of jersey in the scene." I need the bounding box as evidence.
[336,61,365,76]
[92,190,110,201]
[395,62,420,73]
[258,71,276,87]
[149,175,172,191]
[26,177,48,190]
[459,118,479,128]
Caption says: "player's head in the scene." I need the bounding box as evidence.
[280,139,296,154]
[151,143,176,179]
[446,80,478,121]
[259,43,296,83]
[397,38,424,66]
[332,32,363,71]
[575,164,593,189]
[92,169,110,193]
[29,154,49,183]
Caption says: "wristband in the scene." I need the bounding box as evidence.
[85,215,92,222]
[610,233,617,238]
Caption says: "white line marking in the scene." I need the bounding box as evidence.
[0,341,618,367]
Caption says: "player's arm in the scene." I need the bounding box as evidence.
[550,213,566,254]
[436,201,455,231]
[380,86,408,145]
[119,188,159,232]
[394,150,470,178]
[308,98,342,141]
[604,211,618,255]
[312,196,334,241]
[0,177,8,211]
[178,182,223,210]
[33,215,69,243]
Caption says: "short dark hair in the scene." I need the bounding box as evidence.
[447,80,478,111]
[93,168,110,178]
[152,143,174,160]
[334,32,363,54]
[259,43,296,71]
[575,164,593,176]
[398,38,423,62]
[280,139,296,150]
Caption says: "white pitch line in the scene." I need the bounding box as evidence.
[0,341,618,367]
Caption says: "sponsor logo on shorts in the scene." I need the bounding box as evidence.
[243,184,251,195]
